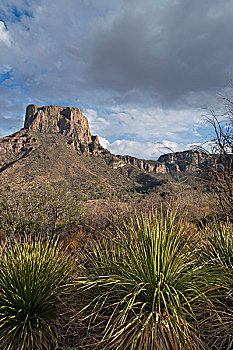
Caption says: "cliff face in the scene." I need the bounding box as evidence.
[157,151,209,172]
[3,104,100,156]
[115,150,210,174]
[0,131,39,168]
[24,104,96,148]
[0,131,38,155]
[116,155,157,172]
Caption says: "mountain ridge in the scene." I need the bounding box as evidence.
[0,104,209,197]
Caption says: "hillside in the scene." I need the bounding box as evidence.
[0,104,208,199]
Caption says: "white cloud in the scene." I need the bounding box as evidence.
[87,106,206,147]
[0,64,12,74]
[99,136,198,160]
[0,22,11,47]
[98,136,110,149]
[85,108,110,135]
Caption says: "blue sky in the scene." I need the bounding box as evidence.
[0,0,233,159]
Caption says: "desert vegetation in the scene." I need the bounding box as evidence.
[0,192,232,349]
[0,171,231,349]
[0,94,232,349]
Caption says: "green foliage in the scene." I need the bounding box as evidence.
[201,222,233,349]
[0,235,76,349]
[77,210,206,349]
[205,221,233,271]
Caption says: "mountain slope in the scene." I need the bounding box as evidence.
[0,130,165,200]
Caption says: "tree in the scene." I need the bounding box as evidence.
[198,90,233,219]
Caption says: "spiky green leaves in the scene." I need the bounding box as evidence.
[78,210,205,349]
[205,221,233,271]
[201,222,233,349]
[0,236,75,350]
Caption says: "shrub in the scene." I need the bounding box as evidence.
[0,186,82,238]
[77,210,207,349]
[0,235,76,349]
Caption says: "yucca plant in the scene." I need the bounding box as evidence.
[201,222,233,349]
[78,210,206,349]
[205,221,233,271]
[0,235,76,350]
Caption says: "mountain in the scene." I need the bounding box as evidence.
[0,104,207,199]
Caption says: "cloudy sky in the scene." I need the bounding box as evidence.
[0,0,233,159]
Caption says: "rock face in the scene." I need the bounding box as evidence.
[24,104,100,154]
[157,151,209,172]
[25,104,92,142]
[0,131,38,155]
[0,105,102,165]
[116,155,156,172]
[0,130,39,169]
[116,150,210,174]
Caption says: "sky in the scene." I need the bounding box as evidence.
[0,0,233,160]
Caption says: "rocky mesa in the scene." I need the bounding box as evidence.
[0,104,210,179]
[0,104,101,158]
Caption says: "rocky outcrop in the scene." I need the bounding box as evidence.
[115,150,210,174]
[157,150,210,172]
[0,104,102,160]
[0,131,39,155]
[25,105,92,142]
[116,155,157,172]
[0,130,39,168]
[24,104,101,154]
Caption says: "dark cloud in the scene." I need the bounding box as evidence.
[86,0,233,103]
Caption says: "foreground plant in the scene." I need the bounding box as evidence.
[205,221,233,271]
[201,222,233,349]
[78,210,207,350]
[0,235,76,350]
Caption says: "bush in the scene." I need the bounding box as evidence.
[0,186,82,238]
[0,235,76,349]
[77,210,207,349]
